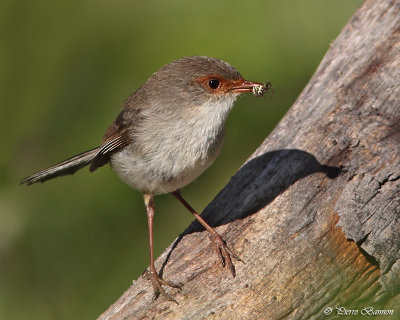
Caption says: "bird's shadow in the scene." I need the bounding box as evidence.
[159,148,342,275]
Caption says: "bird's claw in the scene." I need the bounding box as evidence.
[211,235,244,277]
[146,269,182,304]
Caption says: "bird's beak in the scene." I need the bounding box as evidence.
[229,79,266,93]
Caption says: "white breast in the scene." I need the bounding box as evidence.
[110,96,237,194]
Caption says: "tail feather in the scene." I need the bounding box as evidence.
[21,147,101,185]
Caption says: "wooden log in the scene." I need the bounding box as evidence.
[99,0,400,318]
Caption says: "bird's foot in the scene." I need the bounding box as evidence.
[146,269,182,303]
[211,234,244,277]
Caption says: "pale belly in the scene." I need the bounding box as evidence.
[110,132,224,195]
[110,95,236,195]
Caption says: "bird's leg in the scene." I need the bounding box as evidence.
[143,194,181,303]
[171,190,243,277]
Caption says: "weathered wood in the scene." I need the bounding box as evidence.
[98,1,400,319]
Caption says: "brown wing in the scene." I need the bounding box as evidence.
[89,111,131,172]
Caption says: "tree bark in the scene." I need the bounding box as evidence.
[98,1,400,319]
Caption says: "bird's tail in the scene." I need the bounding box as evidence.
[21,147,101,185]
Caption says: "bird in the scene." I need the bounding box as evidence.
[21,56,269,302]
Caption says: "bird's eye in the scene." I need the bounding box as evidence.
[208,79,220,89]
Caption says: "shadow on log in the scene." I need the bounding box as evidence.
[160,149,342,275]
[187,149,342,229]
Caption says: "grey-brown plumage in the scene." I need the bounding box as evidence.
[21,148,100,185]
[21,57,244,187]
[21,56,269,302]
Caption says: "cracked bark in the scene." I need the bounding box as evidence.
[98,1,400,319]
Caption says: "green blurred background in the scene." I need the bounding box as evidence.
[1,0,362,319]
